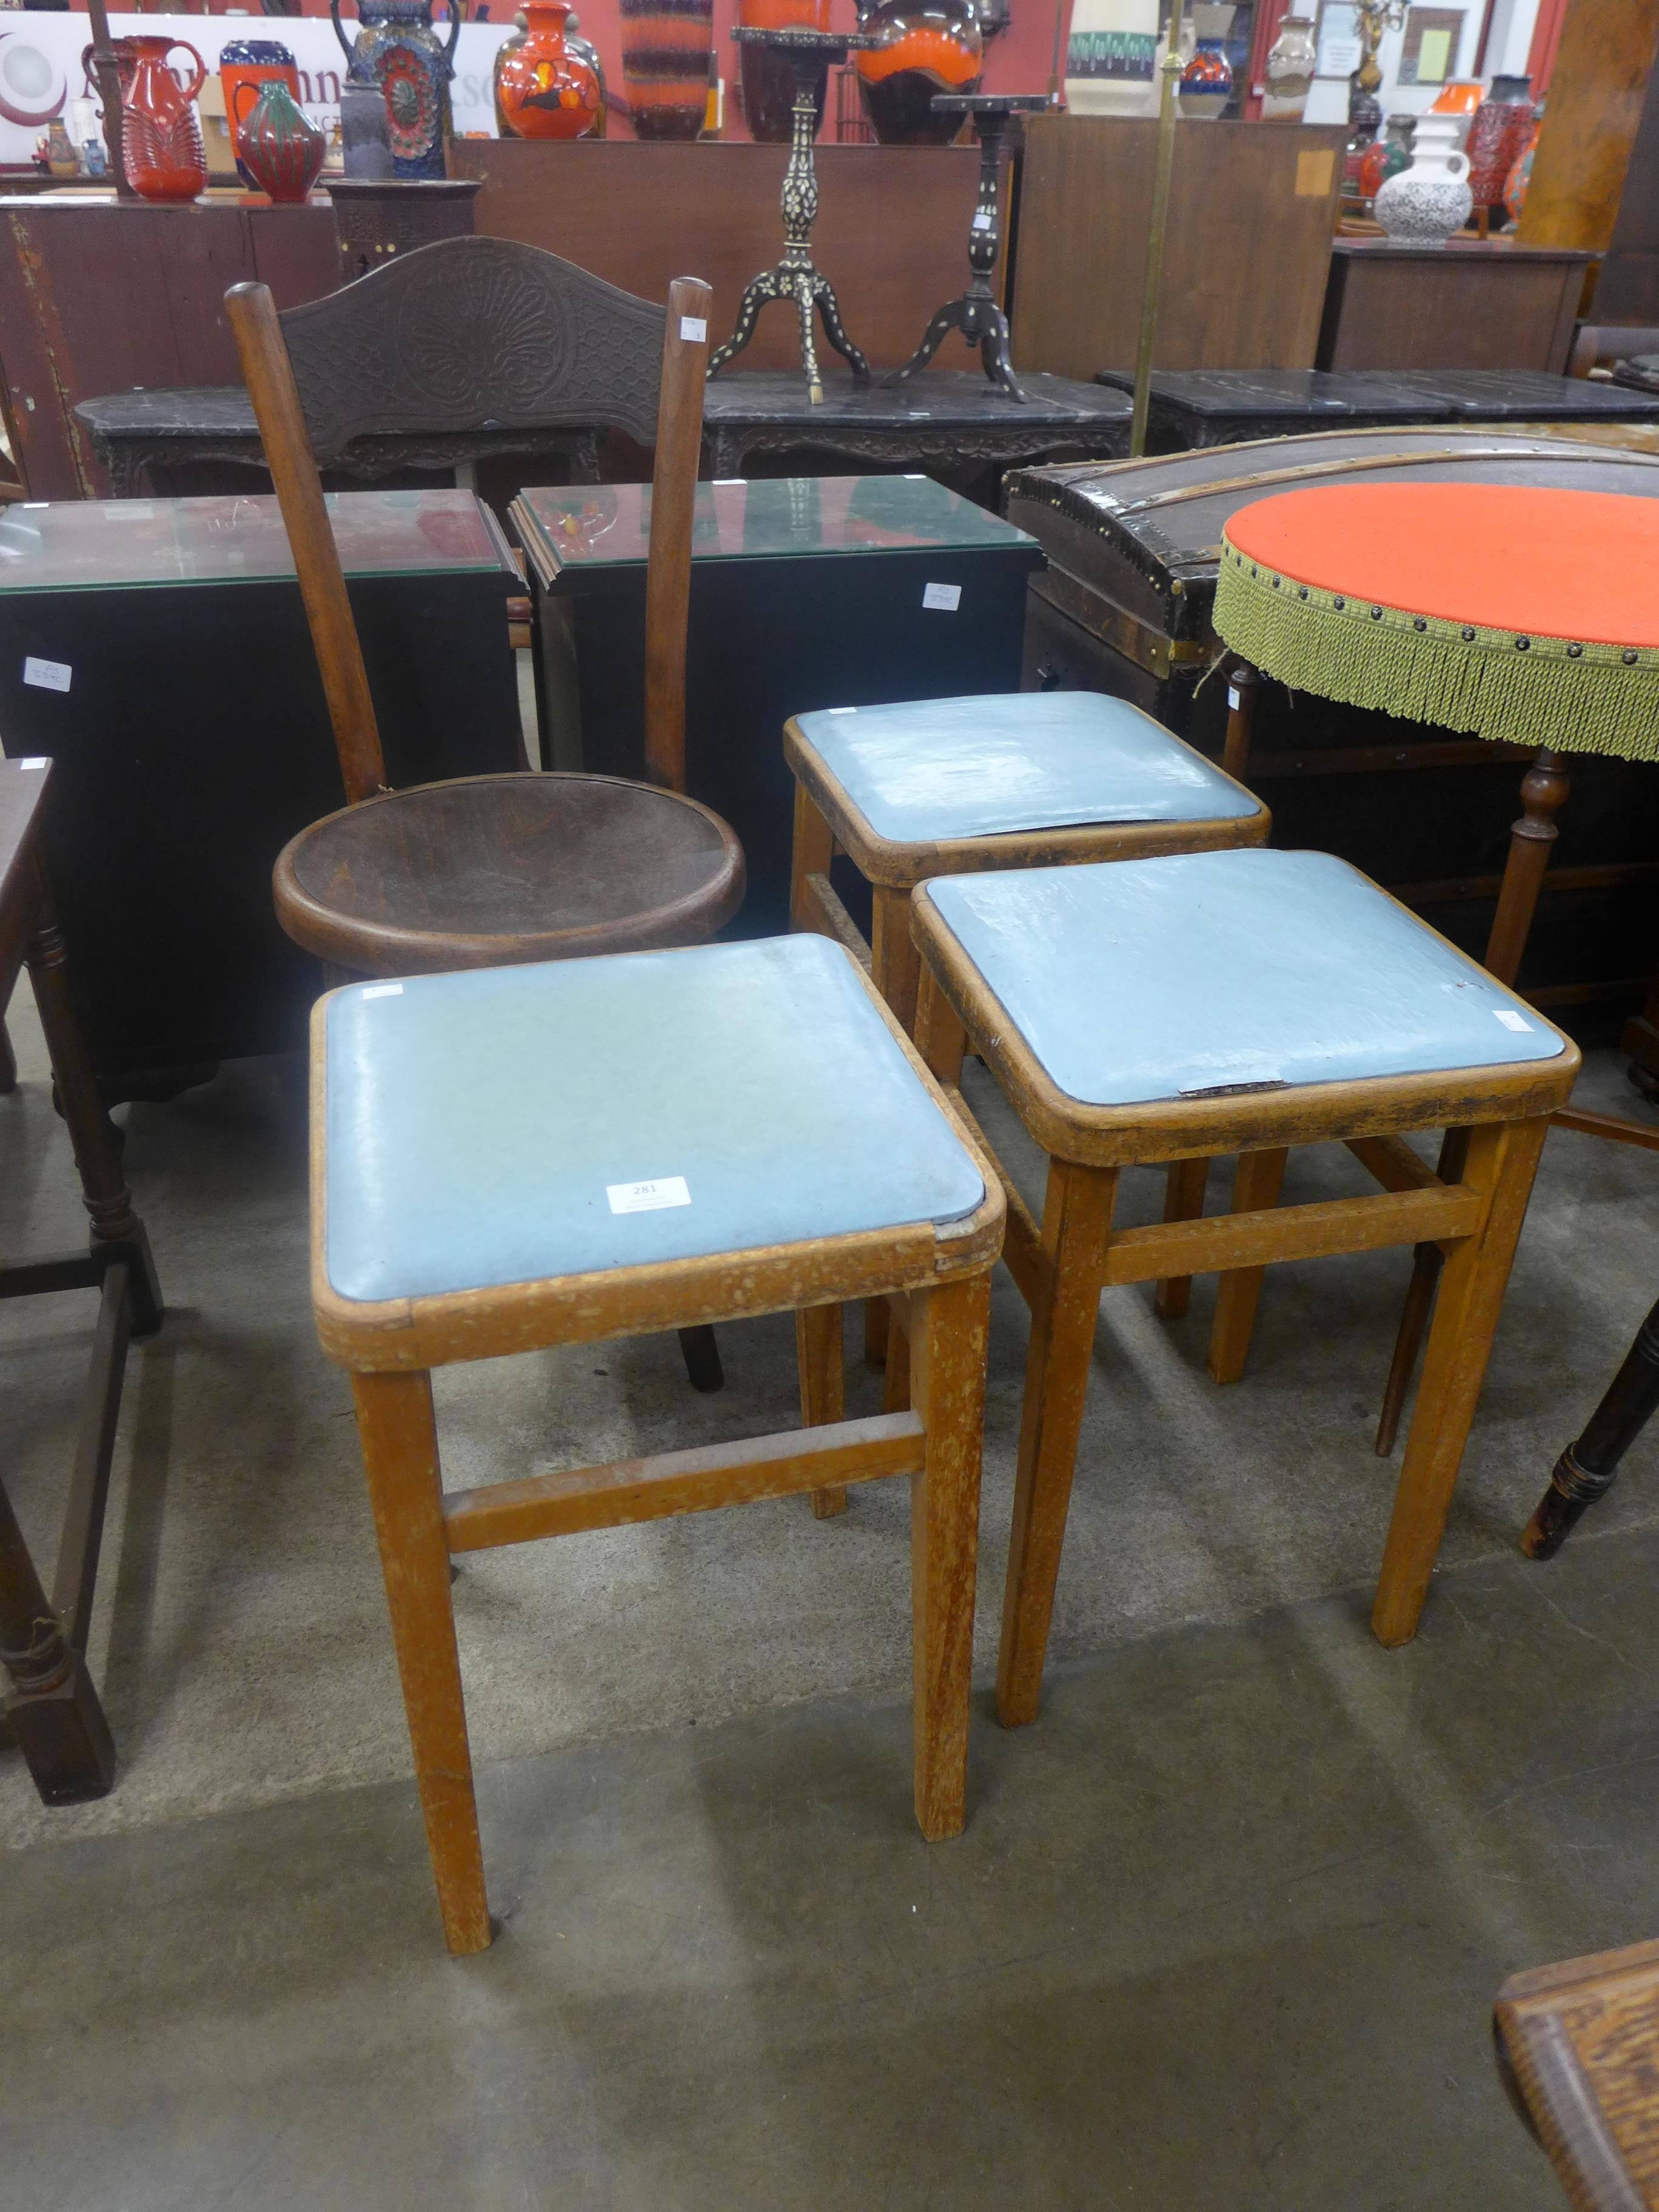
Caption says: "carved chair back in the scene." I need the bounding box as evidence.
[225,268,712,804]
[276,235,669,461]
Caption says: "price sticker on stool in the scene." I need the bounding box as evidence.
[608,1175,691,1214]
[922,581,962,612]
[1493,1008,1533,1033]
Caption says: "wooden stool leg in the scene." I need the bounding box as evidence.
[908,1270,991,1841]
[1523,1292,1659,1560]
[883,1298,912,1413]
[1375,1126,1470,1456]
[797,1302,849,1519]
[997,1158,1118,1729]
[351,1369,490,1956]
[914,961,968,1088]
[1375,750,1569,1455]
[865,886,924,1372]
[789,780,834,933]
[1155,1156,1210,1320]
[1372,1116,1550,1647]
[1207,1147,1288,1384]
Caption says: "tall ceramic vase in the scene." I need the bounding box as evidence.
[121,37,208,203]
[330,0,463,181]
[620,0,713,139]
[495,0,601,136]
[1260,12,1315,119]
[739,0,830,144]
[1064,0,1157,117]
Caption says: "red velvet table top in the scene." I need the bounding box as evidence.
[1224,484,1659,649]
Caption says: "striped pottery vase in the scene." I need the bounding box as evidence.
[620,0,713,139]
[1064,0,1156,116]
[235,78,327,202]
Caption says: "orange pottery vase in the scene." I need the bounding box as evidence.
[496,0,602,138]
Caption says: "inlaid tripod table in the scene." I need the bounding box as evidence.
[1213,481,1659,1450]
[708,27,879,404]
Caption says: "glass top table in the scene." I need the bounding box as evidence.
[0,489,509,593]
[511,473,1037,583]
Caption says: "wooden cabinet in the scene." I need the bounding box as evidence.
[1008,115,1348,380]
[0,199,340,500]
[1316,239,1597,374]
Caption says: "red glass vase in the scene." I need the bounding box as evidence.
[121,36,208,203]
[235,78,327,203]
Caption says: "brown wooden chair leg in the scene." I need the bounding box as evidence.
[797,1301,849,1519]
[1154,1156,1210,1320]
[0,935,22,1095]
[883,1298,912,1413]
[1207,1147,1288,1384]
[1221,659,1259,783]
[1523,1291,1659,1560]
[1373,751,1569,1454]
[908,1270,991,1841]
[676,1324,723,1393]
[789,780,835,934]
[863,886,926,1372]
[1372,1115,1550,1647]
[0,1469,115,1805]
[351,1368,491,1956]
[996,1158,1118,1729]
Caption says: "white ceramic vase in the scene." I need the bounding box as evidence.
[1064,0,1158,116]
[1373,113,1473,243]
[1260,10,1315,122]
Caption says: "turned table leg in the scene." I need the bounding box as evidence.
[1375,748,1569,1455]
[0,1470,115,1805]
[1523,1292,1659,1560]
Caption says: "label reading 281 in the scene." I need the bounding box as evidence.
[607,1176,691,1214]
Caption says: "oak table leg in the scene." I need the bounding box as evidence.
[908,1272,991,1840]
[797,1301,849,1518]
[997,1157,1118,1729]
[1207,1147,1289,1384]
[1373,750,1569,1456]
[1523,1291,1659,1560]
[1372,1116,1550,1647]
[352,1368,491,1956]
[1154,1156,1210,1320]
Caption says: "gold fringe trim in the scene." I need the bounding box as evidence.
[1213,539,1659,765]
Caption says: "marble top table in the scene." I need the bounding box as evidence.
[1091,368,1659,454]
[77,370,1132,497]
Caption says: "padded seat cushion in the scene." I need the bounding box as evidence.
[923,848,1569,1107]
[793,692,1262,845]
[323,934,985,1303]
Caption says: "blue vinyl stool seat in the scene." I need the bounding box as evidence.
[322,933,987,1307]
[906,844,1580,1713]
[311,933,1004,1954]
[785,691,1269,1040]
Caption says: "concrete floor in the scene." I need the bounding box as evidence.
[4,977,1659,2207]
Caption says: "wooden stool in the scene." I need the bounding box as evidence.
[908,846,1581,1723]
[312,932,1003,1953]
[1496,1937,1659,2211]
[786,689,1268,1037]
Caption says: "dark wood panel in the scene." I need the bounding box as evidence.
[1318,241,1593,373]
[0,201,340,498]
[1518,0,1659,256]
[447,139,993,378]
[1008,115,1347,380]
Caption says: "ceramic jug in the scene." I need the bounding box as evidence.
[331,0,463,180]
[235,78,328,201]
[494,0,600,137]
[1373,112,1472,243]
[119,37,208,203]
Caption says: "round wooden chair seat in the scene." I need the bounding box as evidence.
[273,772,745,974]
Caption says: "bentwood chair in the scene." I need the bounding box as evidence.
[224,273,743,1392]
